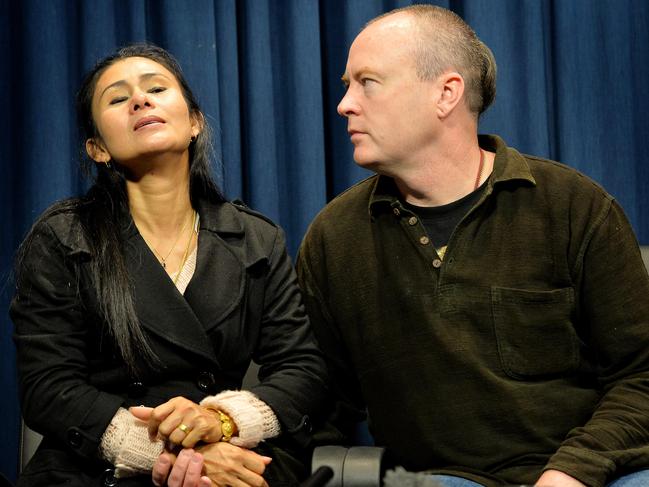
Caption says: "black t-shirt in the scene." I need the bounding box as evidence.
[402,180,488,258]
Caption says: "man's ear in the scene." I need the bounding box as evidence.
[85,138,111,163]
[190,111,205,140]
[435,71,465,119]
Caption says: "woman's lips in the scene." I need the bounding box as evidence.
[133,116,165,131]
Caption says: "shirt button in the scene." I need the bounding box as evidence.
[408,216,417,226]
[419,236,430,245]
[393,208,401,216]
[197,371,216,393]
[432,259,443,268]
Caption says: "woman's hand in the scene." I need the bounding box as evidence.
[130,396,223,448]
[152,443,271,487]
[197,442,271,487]
[152,449,211,487]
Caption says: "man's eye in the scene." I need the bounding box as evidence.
[361,78,375,86]
[109,96,127,105]
[149,86,167,94]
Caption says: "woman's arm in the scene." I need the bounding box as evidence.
[11,219,124,458]
[243,226,329,446]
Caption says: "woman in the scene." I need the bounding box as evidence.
[11,44,327,487]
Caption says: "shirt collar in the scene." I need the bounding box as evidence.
[368,134,536,217]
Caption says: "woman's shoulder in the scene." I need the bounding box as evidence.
[229,199,278,228]
[200,199,285,258]
[201,199,278,234]
[27,198,89,253]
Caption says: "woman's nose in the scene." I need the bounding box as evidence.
[130,91,152,113]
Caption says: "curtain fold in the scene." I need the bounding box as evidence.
[1,0,647,480]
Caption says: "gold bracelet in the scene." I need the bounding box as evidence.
[216,410,234,442]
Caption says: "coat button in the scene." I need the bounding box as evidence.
[393,208,400,216]
[67,429,82,449]
[432,258,442,268]
[101,468,118,487]
[420,236,430,245]
[408,216,417,226]
[128,381,145,398]
[300,415,312,434]
[197,371,216,392]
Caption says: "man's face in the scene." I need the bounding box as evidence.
[338,13,440,173]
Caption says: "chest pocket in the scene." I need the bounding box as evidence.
[491,286,579,379]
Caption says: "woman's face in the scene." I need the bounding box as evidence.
[87,56,200,166]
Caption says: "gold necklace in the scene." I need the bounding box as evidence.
[149,210,193,268]
[173,210,197,285]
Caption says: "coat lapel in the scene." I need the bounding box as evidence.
[121,200,264,365]
[184,231,246,333]
[184,200,258,333]
[123,225,219,366]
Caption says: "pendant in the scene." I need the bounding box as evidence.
[162,261,166,268]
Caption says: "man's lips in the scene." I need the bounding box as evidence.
[133,116,165,131]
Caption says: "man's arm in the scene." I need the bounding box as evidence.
[296,233,368,444]
[544,200,649,486]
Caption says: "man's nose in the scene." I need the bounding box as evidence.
[337,89,359,117]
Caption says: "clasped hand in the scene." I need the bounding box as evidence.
[131,397,271,487]
[132,396,223,447]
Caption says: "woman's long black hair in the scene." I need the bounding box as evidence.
[16,44,224,375]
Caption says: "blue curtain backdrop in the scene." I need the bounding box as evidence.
[1,0,648,480]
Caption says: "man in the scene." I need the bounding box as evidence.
[296,5,649,487]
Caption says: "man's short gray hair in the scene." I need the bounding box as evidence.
[368,5,497,116]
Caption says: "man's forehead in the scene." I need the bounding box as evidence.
[349,13,417,59]
[360,11,417,41]
[343,16,417,77]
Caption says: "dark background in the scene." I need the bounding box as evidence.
[1,0,648,481]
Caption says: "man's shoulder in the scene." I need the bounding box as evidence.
[301,176,378,251]
[522,153,613,201]
[315,175,378,221]
[487,134,612,201]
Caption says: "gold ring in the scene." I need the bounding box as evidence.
[177,423,191,434]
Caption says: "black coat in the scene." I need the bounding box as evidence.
[11,198,327,486]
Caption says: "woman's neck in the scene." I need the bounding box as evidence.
[125,154,194,236]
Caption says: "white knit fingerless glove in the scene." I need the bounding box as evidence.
[99,407,165,478]
[200,390,281,448]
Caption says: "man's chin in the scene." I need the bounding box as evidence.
[353,153,380,171]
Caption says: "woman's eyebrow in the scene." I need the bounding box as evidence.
[99,72,171,99]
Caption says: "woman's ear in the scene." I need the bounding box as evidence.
[190,111,205,140]
[435,71,465,119]
[85,138,111,164]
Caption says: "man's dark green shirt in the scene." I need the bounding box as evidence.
[297,135,649,487]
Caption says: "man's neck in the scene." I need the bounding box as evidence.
[392,134,493,207]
